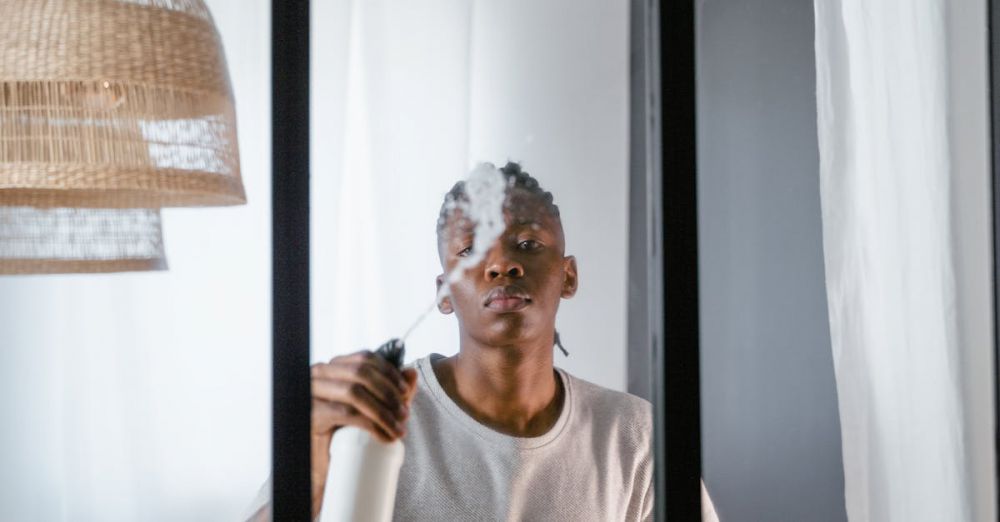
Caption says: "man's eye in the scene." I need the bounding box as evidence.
[457,246,472,257]
[518,240,540,251]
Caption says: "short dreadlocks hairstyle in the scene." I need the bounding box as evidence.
[435,161,560,238]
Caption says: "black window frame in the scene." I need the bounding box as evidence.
[269,0,703,519]
[989,0,1000,514]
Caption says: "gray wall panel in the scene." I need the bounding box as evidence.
[697,1,847,520]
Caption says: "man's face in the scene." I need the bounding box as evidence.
[436,189,578,347]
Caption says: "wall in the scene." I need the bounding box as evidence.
[0,0,272,519]
[947,0,997,518]
[696,1,848,520]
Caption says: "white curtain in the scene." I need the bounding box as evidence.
[311,0,474,366]
[310,0,632,395]
[251,0,629,515]
[814,0,990,520]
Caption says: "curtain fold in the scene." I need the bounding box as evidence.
[312,0,473,364]
[814,1,973,520]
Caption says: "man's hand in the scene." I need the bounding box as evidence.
[309,350,419,519]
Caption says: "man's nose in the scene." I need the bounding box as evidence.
[485,250,524,280]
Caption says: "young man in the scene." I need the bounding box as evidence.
[305,162,657,521]
[239,163,728,521]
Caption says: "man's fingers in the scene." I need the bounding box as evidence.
[309,351,414,444]
[340,350,408,393]
[313,361,405,415]
[311,398,348,435]
[340,414,396,443]
[311,378,405,438]
[312,399,396,442]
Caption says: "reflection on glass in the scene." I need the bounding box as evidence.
[297,0,663,519]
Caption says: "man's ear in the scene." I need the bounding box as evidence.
[561,256,578,298]
[436,274,454,314]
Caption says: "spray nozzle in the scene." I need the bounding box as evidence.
[375,338,405,370]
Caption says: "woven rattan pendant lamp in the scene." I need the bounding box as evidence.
[0,0,244,274]
[0,206,166,274]
[0,0,245,208]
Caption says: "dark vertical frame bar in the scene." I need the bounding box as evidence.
[627,0,656,403]
[628,0,667,515]
[990,0,1000,515]
[630,1,705,518]
[272,1,311,520]
[659,1,702,520]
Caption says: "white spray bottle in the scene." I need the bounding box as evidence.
[320,339,406,522]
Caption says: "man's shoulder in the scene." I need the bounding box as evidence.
[562,370,653,434]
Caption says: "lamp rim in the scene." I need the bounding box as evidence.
[0,164,246,208]
[0,257,167,275]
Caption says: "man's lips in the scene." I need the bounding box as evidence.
[486,296,529,312]
[484,286,531,312]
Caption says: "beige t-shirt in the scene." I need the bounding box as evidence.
[244,353,665,521]
[391,353,654,521]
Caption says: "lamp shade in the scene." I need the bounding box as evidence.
[0,0,245,208]
[0,206,166,274]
